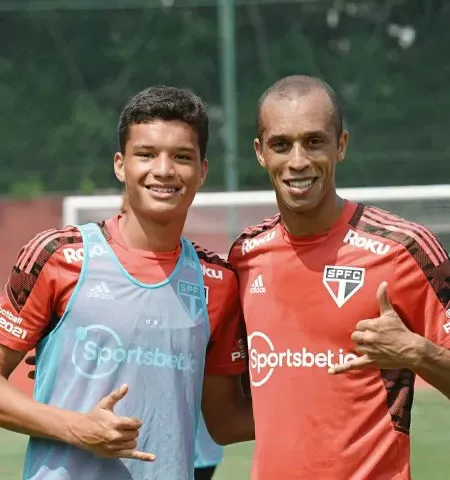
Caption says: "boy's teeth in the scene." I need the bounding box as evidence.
[151,187,177,192]
[289,179,313,188]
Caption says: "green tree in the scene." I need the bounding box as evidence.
[0,1,448,195]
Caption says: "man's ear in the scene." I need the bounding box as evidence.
[254,137,267,169]
[337,130,349,163]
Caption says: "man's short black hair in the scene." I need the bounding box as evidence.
[257,75,343,140]
[118,85,209,159]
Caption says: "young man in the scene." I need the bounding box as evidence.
[229,75,450,479]
[121,192,224,480]
[0,86,253,480]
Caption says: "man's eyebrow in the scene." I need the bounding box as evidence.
[267,134,289,141]
[267,130,329,141]
[303,130,328,136]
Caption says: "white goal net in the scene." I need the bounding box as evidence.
[63,184,450,257]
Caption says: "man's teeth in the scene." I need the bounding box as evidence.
[149,187,177,193]
[288,179,314,188]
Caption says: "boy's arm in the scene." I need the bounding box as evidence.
[0,231,154,461]
[0,344,153,460]
[202,373,254,446]
[200,265,254,445]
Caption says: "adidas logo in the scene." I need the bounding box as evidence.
[249,275,266,294]
[86,282,114,301]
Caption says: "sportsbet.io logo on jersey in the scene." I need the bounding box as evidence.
[248,331,357,387]
[71,325,196,380]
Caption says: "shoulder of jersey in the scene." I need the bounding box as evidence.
[13,225,82,274]
[192,242,235,280]
[13,222,112,271]
[8,223,108,311]
[349,203,449,265]
[229,214,281,256]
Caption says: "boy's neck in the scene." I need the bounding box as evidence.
[119,210,186,252]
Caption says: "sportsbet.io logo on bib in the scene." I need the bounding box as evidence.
[71,325,196,380]
[248,331,358,387]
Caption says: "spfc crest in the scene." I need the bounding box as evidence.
[322,265,365,308]
[177,280,205,320]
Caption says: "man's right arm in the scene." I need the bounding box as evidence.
[200,259,254,445]
[0,231,154,461]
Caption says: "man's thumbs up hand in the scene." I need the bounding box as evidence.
[329,282,422,375]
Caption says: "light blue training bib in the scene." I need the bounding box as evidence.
[24,223,209,480]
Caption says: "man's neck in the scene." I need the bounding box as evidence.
[280,192,345,237]
[119,210,185,252]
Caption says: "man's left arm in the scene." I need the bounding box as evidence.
[201,273,254,445]
[411,337,450,399]
[392,245,450,398]
[330,242,450,400]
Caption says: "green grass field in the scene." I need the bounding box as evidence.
[0,388,448,479]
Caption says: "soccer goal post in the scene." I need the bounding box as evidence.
[63,184,450,257]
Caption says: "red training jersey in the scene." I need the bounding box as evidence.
[0,215,246,377]
[229,200,450,480]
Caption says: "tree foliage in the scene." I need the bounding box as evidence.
[0,0,448,195]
